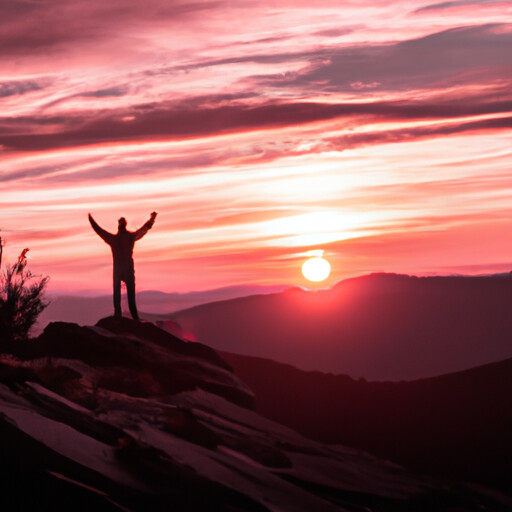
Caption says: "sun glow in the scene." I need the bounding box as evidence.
[302,251,331,282]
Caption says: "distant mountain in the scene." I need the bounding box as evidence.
[36,284,289,334]
[170,272,512,381]
[221,350,512,494]
[2,318,505,510]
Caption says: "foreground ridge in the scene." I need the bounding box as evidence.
[0,318,510,511]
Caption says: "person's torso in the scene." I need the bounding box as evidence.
[110,232,136,265]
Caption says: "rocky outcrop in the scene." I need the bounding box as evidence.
[32,316,255,409]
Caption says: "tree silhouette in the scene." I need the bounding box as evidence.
[0,244,49,342]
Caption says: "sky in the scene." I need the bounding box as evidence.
[1,0,512,294]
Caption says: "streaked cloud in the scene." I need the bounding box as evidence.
[414,0,505,13]
[1,1,512,293]
[259,24,512,92]
[0,80,44,97]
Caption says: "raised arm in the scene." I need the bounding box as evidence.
[88,214,114,244]
[134,212,157,241]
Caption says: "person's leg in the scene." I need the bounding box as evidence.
[126,275,139,320]
[113,273,122,317]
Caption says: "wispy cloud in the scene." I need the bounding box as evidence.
[0,79,44,97]
[414,0,504,13]
[3,87,512,152]
[258,24,512,92]
[1,1,512,292]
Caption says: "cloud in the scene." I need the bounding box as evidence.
[0,0,225,55]
[81,86,129,98]
[0,146,233,184]
[2,85,512,151]
[6,228,78,243]
[323,115,512,152]
[0,80,43,97]
[209,209,303,228]
[414,0,503,13]
[258,23,512,93]
[312,27,356,38]
[37,86,131,112]
[0,162,67,183]
[167,49,326,74]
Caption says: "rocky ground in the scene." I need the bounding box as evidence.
[0,317,511,511]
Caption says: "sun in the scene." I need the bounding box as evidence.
[302,251,331,282]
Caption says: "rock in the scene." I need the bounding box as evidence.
[32,317,255,409]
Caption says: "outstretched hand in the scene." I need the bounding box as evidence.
[150,211,158,220]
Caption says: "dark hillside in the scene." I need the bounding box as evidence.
[172,273,512,380]
[221,350,512,493]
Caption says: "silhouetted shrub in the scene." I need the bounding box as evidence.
[0,253,49,342]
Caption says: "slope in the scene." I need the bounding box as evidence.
[221,350,512,493]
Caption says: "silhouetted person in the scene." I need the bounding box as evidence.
[88,212,157,320]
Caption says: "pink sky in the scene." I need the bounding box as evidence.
[1,0,512,293]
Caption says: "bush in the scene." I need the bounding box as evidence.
[0,245,49,342]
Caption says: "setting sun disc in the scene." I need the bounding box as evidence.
[302,255,331,282]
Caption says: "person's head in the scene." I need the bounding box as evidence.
[118,217,127,231]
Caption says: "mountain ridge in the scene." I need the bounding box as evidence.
[170,271,512,380]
